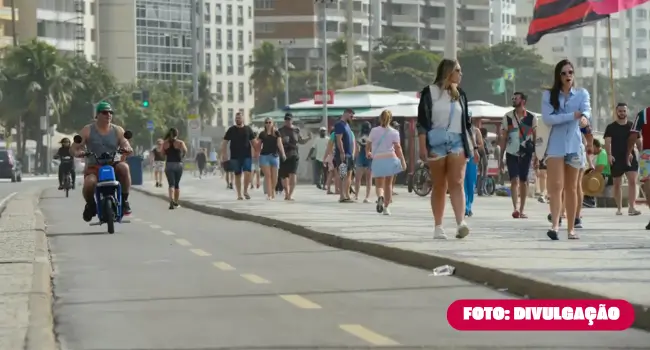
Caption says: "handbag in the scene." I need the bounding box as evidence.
[427,101,456,148]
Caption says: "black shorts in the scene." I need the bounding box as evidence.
[611,158,638,178]
[505,153,532,181]
[279,156,299,178]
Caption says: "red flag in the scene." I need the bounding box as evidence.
[527,0,608,45]
[588,0,650,15]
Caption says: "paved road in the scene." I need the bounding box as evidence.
[42,189,650,350]
[0,176,56,201]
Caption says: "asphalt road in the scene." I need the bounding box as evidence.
[42,188,650,350]
[0,175,57,201]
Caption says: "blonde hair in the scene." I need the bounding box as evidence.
[264,117,276,133]
[379,110,392,127]
[434,59,460,101]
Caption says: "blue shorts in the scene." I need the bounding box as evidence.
[259,154,279,168]
[356,156,372,168]
[428,132,464,160]
[371,156,401,178]
[547,152,584,169]
[229,158,252,175]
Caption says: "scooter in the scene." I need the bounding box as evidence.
[73,131,132,234]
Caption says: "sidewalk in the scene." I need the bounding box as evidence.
[134,176,650,330]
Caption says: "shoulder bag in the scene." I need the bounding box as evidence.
[427,100,456,148]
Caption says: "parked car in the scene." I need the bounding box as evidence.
[0,150,22,182]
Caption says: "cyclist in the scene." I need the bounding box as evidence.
[71,101,134,222]
[55,137,75,190]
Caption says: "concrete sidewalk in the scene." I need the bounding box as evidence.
[134,177,650,330]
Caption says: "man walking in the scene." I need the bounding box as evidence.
[604,103,641,216]
[221,112,255,200]
[499,92,536,218]
[278,113,311,200]
[334,109,356,203]
[308,126,329,189]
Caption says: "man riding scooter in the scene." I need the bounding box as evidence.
[54,137,75,190]
[70,101,134,222]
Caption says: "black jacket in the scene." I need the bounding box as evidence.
[416,85,473,158]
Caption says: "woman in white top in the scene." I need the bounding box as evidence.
[417,59,479,240]
[366,110,406,215]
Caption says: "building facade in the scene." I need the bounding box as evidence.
[254,0,516,71]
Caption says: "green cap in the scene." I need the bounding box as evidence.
[95,101,113,114]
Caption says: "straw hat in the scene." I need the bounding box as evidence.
[582,170,605,197]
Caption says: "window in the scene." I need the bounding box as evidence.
[238,83,245,102]
[227,54,234,74]
[237,5,244,25]
[248,31,252,43]
[205,53,211,73]
[216,108,223,126]
[227,108,234,125]
[216,29,222,49]
[237,30,244,50]
[227,29,233,49]
[227,83,234,102]
[216,54,222,74]
[238,55,244,75]
[248,6,252,19]
[226,5,233,25]
[215,4,222,24]
[255,0,274,10]
[204,28,211,48]
[204,3,210,22]
[254,23,275,33]
[636,48,648,60]
[216,82,222,97]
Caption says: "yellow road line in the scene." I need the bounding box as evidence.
[213,262,235,271]
[339,324,399,346]
[278,294,322,309]
[175,238,192,246]
[149,224,162,229]
[189,249,211,257]
[240,273,270,284]
[161,230,175,236]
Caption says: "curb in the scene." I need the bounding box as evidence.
[26,190,58,350]
[133,186,650,331]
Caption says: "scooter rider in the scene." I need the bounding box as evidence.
[55,137,75,190]
[71,101,134,222]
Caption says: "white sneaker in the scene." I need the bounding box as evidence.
[456,221,470,239]
[434,226,447,240]
[383,207,391,215]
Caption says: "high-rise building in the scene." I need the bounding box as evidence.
[203,0,255,126]
[0,0,17,49]
[516,0,650,78]
[254,0,516,71]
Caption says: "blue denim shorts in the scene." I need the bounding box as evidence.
[259,154,279,168]
[547,152,584,169]
[428,132,464,160]
[229,158,252,175]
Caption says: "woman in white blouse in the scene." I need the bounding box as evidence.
[417,59,479,240]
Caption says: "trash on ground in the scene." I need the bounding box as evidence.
[429,265,455,276]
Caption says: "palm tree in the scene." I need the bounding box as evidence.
[197,72,218,125]
[1,39,80,172]
[327,38,367,88]
[249,41,284,109]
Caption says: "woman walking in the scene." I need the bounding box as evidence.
[541,59,591,240]
[354,121,373,202]
[417,59,479,240]
[258,118,286,200]
[162,128,188,209]
[150,139,165,187]
[464,125,484,216]
[367,110,406,215]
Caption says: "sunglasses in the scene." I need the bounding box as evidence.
[265,121,272,124]
[100,111,113,115]
[561,70,574,76]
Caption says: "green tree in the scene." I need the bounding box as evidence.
[249,41,284,112]
[197,72,218,125]
[373,50,439,91]
[457,41,553,111]
[287,70,319,102]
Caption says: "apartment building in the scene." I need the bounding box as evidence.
[16,0,96,60]
[516,0,650,78]
[203,0,255,126]
[0,0,17,49]
[254,0,516,70]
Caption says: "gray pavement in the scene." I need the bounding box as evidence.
[136,177,650,310]
[42,187,650,349]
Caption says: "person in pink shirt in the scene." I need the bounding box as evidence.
[366,110,407,215]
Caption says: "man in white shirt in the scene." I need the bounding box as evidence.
[309,126,329,188]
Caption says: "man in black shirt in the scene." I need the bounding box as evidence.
[221,112,255,200]
[278,113,311,200]
[195,148,207,178]
[604,103,642,216]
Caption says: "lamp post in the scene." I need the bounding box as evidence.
[278,39,295,107]
[315,0,334,129]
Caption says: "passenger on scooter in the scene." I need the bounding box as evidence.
[70,101,134,222]
[55,137,75,190]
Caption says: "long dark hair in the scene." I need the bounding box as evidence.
[549,59,574,112]
[165,127,178,140]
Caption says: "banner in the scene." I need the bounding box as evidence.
[588,0,650,15]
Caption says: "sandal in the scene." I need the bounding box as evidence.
[568,232,579,240]
[519,213,528,218]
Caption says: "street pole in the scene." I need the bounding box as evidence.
[367,0,372,84]
[9,0,23,163]
[316,0,330,129]
[190,0,199,156]
[345,0,354,86]
[444,0,458,60]
[45,96,51,176]
[279,39,295,107]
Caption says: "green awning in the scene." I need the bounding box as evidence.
[253,108,372,123]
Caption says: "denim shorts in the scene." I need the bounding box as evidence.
[229,158,252,175]
[547,152,584,169]
[259,154,279,168]
[428,132,464,160]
